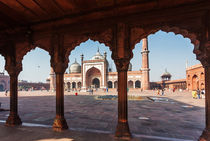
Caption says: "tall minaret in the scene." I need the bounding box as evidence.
[50,67,56,92]
[81,54,84,88]
[141,37,150,90]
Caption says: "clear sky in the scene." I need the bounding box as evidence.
[0,30,200,82]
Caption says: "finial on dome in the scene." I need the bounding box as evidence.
[97,47,99,52]
[75,58,77,63]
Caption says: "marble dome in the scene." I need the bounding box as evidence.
[92,50,104,60]
[69,59,81,73]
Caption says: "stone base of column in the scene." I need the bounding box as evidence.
[53,116,68,132]
[199,129,210,141]
[5,114,22,126]
[115,121,131,140]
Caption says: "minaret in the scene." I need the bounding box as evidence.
[141,37,150,90]
[81,54,84,89]
[104,51,107,88]
[50,67,56,92]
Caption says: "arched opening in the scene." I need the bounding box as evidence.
[92,78,100,88]
[130,30,203,139]
[86,67,101,88]
[114,81,118,88]
[64,39,117,133]
[192,75,199,90]
[135,80,141,88]
[128,80,133,88]
[0,55,9,91]
[77,82,81,89]
[201,83,205,90]
[67,82,71,91]
[108,81,113,88]
[20,47,50,91]
[201,72,204,80]
[0,80,6,91]
[17,47,52,126]
[72,82,76,89]
[0,84,4,91]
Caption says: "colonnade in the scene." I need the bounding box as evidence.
[3,26,210,141]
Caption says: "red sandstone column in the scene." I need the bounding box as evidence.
[6,66,22,126]
[115,59,131,139]
[199,66,210,140]
[141,37,150,90]
[53,70,68,131]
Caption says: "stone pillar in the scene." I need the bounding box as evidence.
[141,37,150,90]
[52,68,68,131]
[199,65,210,140]
[51,34,68,131]
[114,58,131,139]
[5,59,22,126]
[112,23,132,139]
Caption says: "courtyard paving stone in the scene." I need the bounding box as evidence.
[0,90,205,141]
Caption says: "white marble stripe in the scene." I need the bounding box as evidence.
[0,120,194,141]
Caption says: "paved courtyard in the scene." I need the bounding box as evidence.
[0,90,205,141]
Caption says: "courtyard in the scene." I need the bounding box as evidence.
[0,90,205,141]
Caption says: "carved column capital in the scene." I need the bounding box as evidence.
[113,57,130,72]
[51,61,68,74]
[50,33,68,74]
[5,55,22,76]
[197,42,210,68]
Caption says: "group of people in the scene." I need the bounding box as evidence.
[192,89,205,99]
[157,88,165,95]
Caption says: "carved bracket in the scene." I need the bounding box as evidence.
[50,33,68,74]
[113,57,131,72]
[5,53,22,76]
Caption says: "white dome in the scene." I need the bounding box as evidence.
[92,50,104,60]
[69,60,81,73]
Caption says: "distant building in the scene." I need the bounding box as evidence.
[0,72,9,91]
[51,49,143,91]
[18,81,50,91]
[50,38,151,91]
[151,64,205,91]
[186,64,205,90]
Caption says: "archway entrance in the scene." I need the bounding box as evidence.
[192,75,199,90]
[128,80,133,88]
[72,82,76,89]
[67,82,70,91]
[0,84,4,91]
[92,78,100,88]
[135,80,141,88]
[108,81,112,88]
[86,67,101,88]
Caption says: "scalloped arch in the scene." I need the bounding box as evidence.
[132,26,200,55]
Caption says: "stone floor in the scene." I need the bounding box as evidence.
[0,90,205,141]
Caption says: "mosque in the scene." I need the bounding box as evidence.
[49,38,205,92]
[50,38,150,91]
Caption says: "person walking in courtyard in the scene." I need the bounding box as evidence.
[192,90,197,99]
[197,88,201,99]
[5,90,8,96]
[157,89,160,95]
[161,88,165,96]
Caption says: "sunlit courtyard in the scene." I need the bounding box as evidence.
[0,90,204,141]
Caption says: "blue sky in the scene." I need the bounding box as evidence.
[0,30,200,82]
